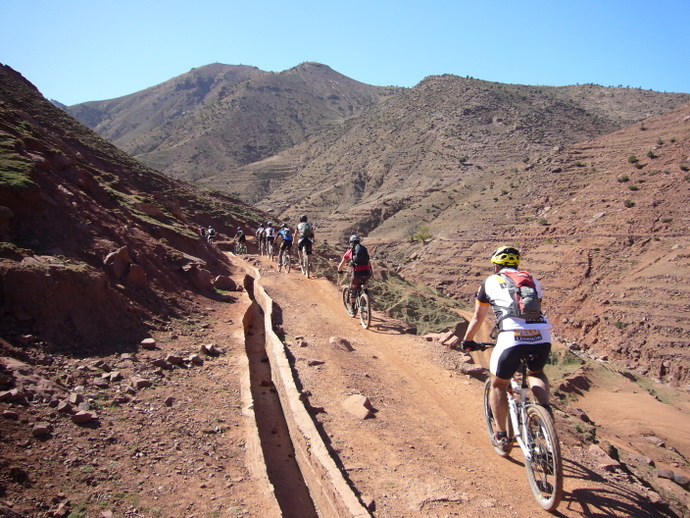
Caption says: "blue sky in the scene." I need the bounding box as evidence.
[1,0,688,105]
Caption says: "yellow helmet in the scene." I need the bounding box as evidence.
[490,246,521,266]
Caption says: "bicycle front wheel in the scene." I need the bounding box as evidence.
[483,379,513,457]
[358,292,371,329]
[524,405,563,512]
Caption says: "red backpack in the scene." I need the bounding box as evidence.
[497,270,542,323]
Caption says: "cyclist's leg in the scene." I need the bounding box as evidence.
[526,342,552,407]
[489,337,521,435]
[349,273,361,304]
[489,375,511,435]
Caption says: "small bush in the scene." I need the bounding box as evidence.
[627,184,640,191]
[624,199,635,208]
[680,164,689,172]
[538,217,549,226]
[617,175,630,183]
[628,155,639,164]
[647,151,658,159]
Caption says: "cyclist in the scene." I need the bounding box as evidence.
[234,226,246,250]
[264,222,276,256]
[207,226,216,243]
[276,224,294,271]
[337,235,372,307]
[295,214,315,259]
[256,223,266,253]
[459,246,552,454]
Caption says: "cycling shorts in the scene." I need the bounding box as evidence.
[490,329,552,380]
[298,237,313,254]
[280,241,292,251]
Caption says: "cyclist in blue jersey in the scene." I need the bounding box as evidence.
[276,224,294,271]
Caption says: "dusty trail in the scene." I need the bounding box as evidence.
[238,253,671,518]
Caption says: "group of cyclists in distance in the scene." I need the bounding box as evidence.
[252,214,315,272]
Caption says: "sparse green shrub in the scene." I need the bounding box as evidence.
[624,199,635,208]
[538,217,549,226]
[646,151,658,159]
[634,163,645,169]
[627,184,639,191]
[661,217,672,223]
[574,161,586,167]
[617,175,630,183]
[628,155,639,164]
[680,164,689,172]
[411,225,431,244]
[657,138,664,145]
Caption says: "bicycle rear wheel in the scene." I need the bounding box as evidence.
[524,405,563,511]
[342,286,355,317]
[358,291,371,329]
[300,251,310,278]
[483,379,513,457]
[284,253,290,273]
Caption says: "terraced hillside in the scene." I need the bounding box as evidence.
[369,104,690,386]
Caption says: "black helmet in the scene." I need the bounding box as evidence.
[300,214,308,222]
[349,234,360,244]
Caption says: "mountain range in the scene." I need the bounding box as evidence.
[16,62,690,386]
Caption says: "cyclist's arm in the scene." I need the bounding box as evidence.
[337,256,347,272]
[462,300,491,342]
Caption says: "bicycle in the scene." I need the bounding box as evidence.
[234,240,247,255]
[340,271,371,329]
[278,248,291,273]
[472,343,563,511]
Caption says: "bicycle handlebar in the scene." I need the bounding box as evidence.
[464,341,495,352]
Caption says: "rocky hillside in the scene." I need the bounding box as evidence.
[60,63,690,386]
[0,64,267,355]
[66,63,401,182]
[242,75,690,232]
[372,103,690,386]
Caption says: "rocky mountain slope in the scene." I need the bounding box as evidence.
[66,63,401,182]
[372,103,690,386]
[0,64,266,354]
[60,63,690,386]
[245,75,690,231]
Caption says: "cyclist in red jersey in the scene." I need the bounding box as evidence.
[337,235,372,307]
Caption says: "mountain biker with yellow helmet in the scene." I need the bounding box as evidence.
[460,246,552,455]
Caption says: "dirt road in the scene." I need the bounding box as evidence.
[242,254,672,518]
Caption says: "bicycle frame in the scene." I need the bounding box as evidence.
[507,364,532,460]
